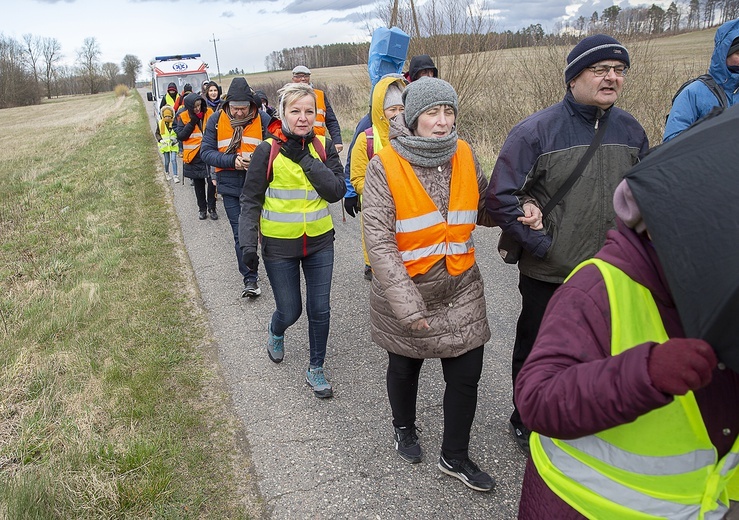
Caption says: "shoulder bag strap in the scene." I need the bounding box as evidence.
[541,115,610,218]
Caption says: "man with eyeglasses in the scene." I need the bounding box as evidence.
[485,34,649,455]
[291,65,343,152]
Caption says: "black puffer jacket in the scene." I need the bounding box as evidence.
[174,93,210,179]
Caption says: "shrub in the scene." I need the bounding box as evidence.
[114,84,129,97]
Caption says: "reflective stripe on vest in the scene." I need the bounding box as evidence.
[530,258,739,520]
[378,139,478,277]
[260,136,333,239]
[214,110,263,172]
[180,109,212,163]
[313,89,326,134]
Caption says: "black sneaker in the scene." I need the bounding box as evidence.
[198,210,207,220]
[393,426,423,463]
[438,454,495,492]
[208,209,218,220]
[241,280,261,298]
[509,422,530,454]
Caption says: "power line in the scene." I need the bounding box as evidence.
[209,33,222,83]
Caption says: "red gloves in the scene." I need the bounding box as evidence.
[647,338,717,395]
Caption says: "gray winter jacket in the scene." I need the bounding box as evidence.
[362,118,492,359]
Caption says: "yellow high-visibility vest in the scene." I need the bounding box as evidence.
[260,136,333,240]
[530,258,739,520]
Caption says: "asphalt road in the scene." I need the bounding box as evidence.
[142,91,527,519]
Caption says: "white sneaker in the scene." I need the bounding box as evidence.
[173,176,180,184]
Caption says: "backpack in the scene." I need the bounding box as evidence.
[668,74,729,122]
[364,128,375,160]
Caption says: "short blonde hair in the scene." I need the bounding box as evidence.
[277,82,316,121]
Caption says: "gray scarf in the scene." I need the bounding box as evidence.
[389,114,458,168]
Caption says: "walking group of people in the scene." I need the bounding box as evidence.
[154,19,739,517]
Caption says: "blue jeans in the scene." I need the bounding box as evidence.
[221,192,257,284]
[163,151,178,177]
[264,245,334,368]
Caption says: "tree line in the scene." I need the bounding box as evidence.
[264,0,738,72]
[0,34,141,109]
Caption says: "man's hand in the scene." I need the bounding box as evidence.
[335,143,344,153]
[518,202,544,230]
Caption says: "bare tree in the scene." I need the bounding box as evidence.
[77,36,101,94]
[22,33,41,95]
[121,54,141,88]
[101,62,119,90]
[41,37,62,99]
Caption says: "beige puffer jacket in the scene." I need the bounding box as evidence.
[361,117,493,359]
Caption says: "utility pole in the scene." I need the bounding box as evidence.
[210,33,222,83]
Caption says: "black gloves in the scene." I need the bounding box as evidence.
[344,196,361,217]
[280,139,311,165]
[242,251,259,272]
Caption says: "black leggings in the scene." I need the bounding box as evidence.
[386,346,484,460]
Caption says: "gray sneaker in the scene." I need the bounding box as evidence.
[305,367,333,399]
[241,280,261,298]
[267,324,284,363]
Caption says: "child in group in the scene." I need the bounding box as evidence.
[155,105,179,183]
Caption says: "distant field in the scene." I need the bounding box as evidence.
[164,28,718,170]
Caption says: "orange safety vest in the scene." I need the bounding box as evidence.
[179,108,212,164]
[313,88,327,136]
[379,140,479,277]
[214,110,263,172]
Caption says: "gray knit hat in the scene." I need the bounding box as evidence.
[402,77,458,129]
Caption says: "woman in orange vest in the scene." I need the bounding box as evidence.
[361,78,496,492]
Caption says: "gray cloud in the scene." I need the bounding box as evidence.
[221,10,235,17]
[327,11,372,24]
[284,0,374,14]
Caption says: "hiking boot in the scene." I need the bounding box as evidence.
[438,454,495,492]
[305,367,333,399]
[393,425,423,463]
[241,280,261,298]
[509,422,530,454]
[267,324,284,364]
[198,210,207,220]
[209,209,219,220]
[363,265,373,281]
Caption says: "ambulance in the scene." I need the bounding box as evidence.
[147,54,209,118]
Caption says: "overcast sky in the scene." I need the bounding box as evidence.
[8,0,675,78]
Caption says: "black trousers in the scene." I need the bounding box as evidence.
[192,177,216,212]
[510,273,560,429]
[387,346,484,460]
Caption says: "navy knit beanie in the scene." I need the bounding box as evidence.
[564,34,630,85]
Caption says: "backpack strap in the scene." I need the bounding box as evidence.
[696,74,729,109]
[364,128,374,160]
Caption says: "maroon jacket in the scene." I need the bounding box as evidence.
[516,220,739,519]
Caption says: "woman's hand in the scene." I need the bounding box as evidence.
[410,318,431,331]
[518,202,544,230]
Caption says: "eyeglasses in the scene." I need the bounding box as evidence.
[587,64,628,77]
[293,73,310,79]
